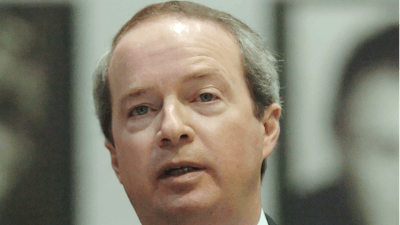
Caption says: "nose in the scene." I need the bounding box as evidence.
[156,98,194,148]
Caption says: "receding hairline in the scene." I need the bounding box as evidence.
[107,13,243,78]
[111,12,241,55]
[105,13,247,105]
[106,13,245,90]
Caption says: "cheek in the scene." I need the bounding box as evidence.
[114,123,156,184]
[198,108,264,177]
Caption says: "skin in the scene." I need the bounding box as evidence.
[345,67,399,225]
[106,16,281,225]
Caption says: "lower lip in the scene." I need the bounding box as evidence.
[159,169,205,186]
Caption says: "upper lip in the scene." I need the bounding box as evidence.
[157,161,206,179]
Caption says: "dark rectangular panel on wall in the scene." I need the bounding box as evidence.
[0,5,72,225]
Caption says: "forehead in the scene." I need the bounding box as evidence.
[107,16,244,93]
[121,14,235,43]
[110,15,240,67]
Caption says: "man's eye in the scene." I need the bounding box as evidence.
[198,93,215,102]
[130,105,149,116]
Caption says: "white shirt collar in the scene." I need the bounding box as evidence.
[258,208,269,225]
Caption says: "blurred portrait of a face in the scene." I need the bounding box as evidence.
[335,27,399,225]
[345,68,398,225]
[0,11,47,209]
[0,6,72,224]
[278,3,398,225]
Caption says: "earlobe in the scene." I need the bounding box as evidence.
[105,140,123,184]
[261,103,281,160]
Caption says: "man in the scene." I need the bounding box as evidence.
[333,26,398,225]
[93,1,281,224]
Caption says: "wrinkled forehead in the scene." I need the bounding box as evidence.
[104,14,243,89]
[108,15,242,77]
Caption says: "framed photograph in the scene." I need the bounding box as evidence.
[0,5,72,224]
[275,2,398,224]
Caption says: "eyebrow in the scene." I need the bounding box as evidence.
[118,69,231,111]
[118,85,155,112]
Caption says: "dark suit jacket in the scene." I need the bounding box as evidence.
[265,213,277,225]
[284,181,358,225]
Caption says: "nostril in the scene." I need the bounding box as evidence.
[158,134,191,148]
[159,138,170,148]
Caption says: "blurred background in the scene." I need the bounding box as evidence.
[0,0,397,225]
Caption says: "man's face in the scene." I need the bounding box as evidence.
[106,16,280,223]
[345,67,399,225]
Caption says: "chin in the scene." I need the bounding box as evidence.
[154,187,222,217]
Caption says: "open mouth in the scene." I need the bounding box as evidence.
[159,166,202,179]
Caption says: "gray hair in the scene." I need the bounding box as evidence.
[93,1,281,177]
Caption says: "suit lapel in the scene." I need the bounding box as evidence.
[265,213,278,225]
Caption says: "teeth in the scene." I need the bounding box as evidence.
[163,166,199,177]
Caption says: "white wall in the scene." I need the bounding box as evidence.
[71,1,278,224]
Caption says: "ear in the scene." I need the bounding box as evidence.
[261,103,281,160]
[105,141,123,184]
